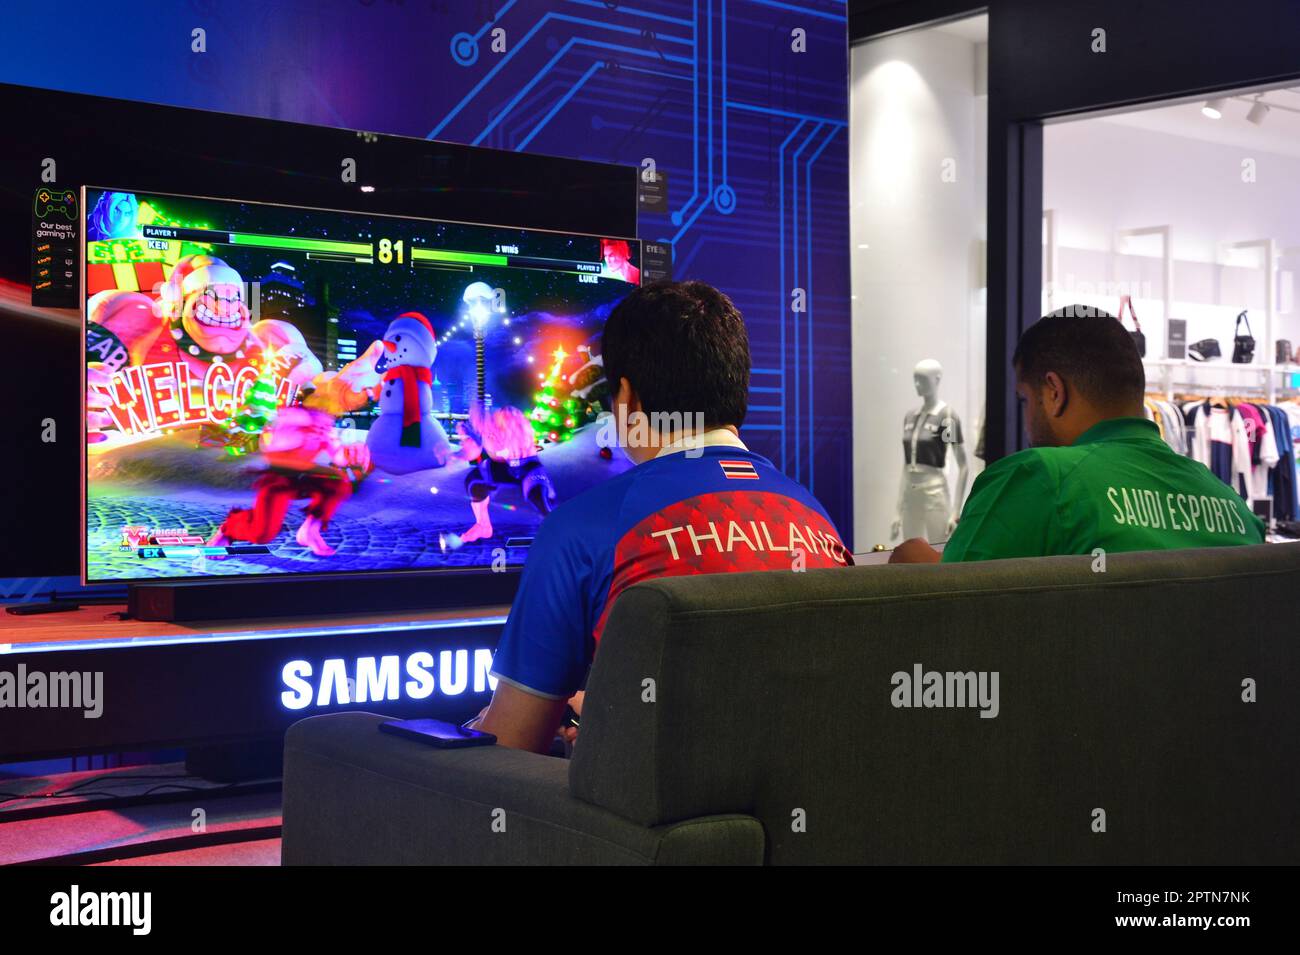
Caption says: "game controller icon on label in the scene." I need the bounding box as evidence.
[34,188,77,220]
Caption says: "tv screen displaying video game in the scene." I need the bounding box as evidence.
[83,187,641,583]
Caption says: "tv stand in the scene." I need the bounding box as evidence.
[128,570,521,622]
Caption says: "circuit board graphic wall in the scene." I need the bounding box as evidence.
[0,0,853,545]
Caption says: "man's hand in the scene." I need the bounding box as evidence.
[307,340,385,414]
[334,437,371,473]
[453,422,482,461]
[476,682,569,754]
[888,537,942,564]
[558,690,584,747]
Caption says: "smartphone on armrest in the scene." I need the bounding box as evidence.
[378,718,496,748]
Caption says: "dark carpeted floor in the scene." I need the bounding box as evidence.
[1,762,282,865]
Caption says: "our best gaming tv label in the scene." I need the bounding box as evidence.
[32,185,80,308]
[82,187,642,583]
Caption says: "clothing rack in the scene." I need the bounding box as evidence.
[1144,360,1282,402]
[1160,392,1300,530]
[1169,386,1270,400]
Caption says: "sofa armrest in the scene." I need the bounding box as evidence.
[282,712,764,865]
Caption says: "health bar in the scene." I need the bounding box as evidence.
[228,233,372,255]
[136,545,271,558]
[510,256,603,273]
[411,248,508,266]
[141,225,372,257]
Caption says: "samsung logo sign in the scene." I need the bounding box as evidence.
[281,649,497,710]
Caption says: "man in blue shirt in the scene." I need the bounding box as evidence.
[474,281,852,752]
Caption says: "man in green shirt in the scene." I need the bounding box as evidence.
[891,306,1265,564]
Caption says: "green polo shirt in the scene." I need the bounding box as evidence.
[941,417,1266,563]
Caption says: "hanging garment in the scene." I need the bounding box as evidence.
[1185,401,1250,493]
[1284,403,1300,517]
[1146,397,1187,454]
[1241,404,1279,505]
[1143,398,1163,438]
[1162,400,1188,455]
[1236,402,1264,465]
[1182,401,1208,467]
[1264,405,1297,522]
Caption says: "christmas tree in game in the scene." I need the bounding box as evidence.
[223,364,279,457]
[529,344,604,445]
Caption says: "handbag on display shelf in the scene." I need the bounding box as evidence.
[1277,340,1295,365]
[1116,295,1146,357]
[1189,338,1222,362]
[1232,310,1256,364]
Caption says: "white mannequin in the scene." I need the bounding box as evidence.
[890,359,969,543]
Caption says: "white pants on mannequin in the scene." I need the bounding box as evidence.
[891,360,969,549]
[901,471,951,543]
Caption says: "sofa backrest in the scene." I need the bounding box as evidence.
[568,543,1300,864]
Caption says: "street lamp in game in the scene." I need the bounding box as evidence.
[462,281,497,406]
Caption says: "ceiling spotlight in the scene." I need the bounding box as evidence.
[1246,98,1270,125]
[1201,98,1227,119]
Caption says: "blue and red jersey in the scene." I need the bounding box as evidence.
[489,443,852,699]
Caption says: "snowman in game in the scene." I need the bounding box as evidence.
[366,311,452,474]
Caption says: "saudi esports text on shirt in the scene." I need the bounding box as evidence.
[1106,485,1248,537]
[942,417,1265,563]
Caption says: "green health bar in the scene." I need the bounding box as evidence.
[142,226,372,256]
[141,227,607,274]
[411,248,508,266]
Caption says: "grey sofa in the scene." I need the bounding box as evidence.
[281,543,1300,865]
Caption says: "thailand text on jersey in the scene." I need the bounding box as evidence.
[489,436,851,699]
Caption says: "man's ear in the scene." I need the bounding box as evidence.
[616,376,639,415]
[1042,371,1068,418]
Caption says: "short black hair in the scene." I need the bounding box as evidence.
[1012,306,1145,411]
[601,280,750,429]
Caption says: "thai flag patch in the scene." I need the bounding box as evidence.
[719,459,758,480]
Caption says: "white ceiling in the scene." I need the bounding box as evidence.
[922,14,1300,160]
[1100,88,1300,159]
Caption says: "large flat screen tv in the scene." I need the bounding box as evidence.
[83,187,640,583]
[1,81,637,582]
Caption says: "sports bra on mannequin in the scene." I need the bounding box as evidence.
[903,401,961,469]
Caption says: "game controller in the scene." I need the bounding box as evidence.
[34,188,77,220]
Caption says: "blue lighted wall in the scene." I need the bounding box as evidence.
[0,0,852,543]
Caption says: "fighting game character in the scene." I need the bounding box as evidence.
[86,191,141,242]
[209,405,370,557]
[454,404,557,543]
[600,238,640,284]
[86,254,384,440]
[366,311,452,474]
